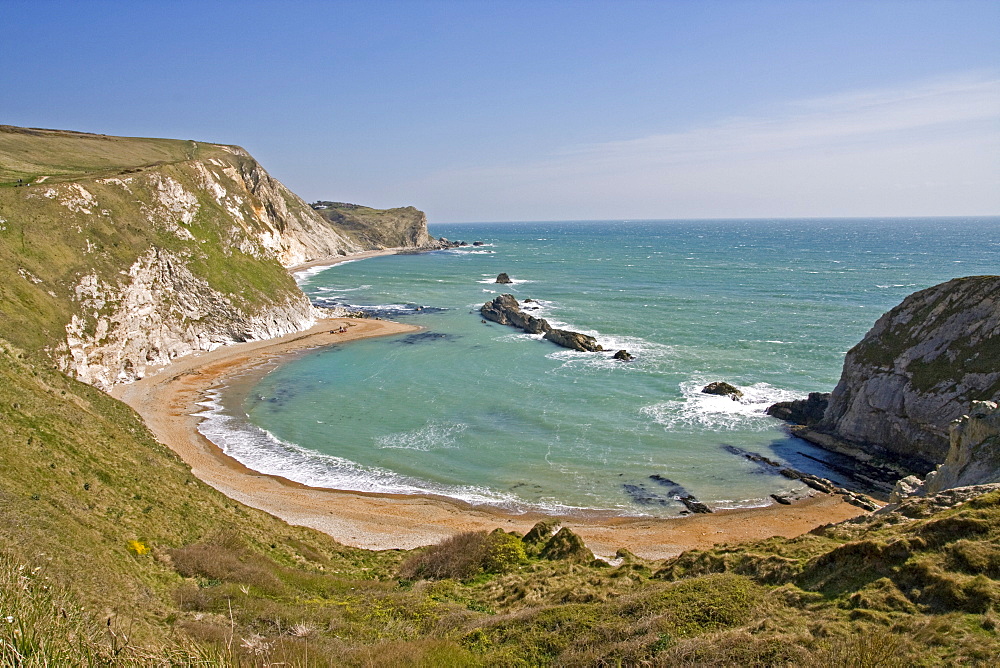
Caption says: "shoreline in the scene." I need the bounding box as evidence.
[113,310,868,561]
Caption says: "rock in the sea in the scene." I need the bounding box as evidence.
[613,349,634,361]
[473,241,484,246]
[767,392,830,426]
[495,272,513,284]
[480,294,551,334]
[543,328,604,352]
[701,381,743,401]
[481,294,605,352]
[818,275,1000,469]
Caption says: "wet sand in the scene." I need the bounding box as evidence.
[112,306,868,561]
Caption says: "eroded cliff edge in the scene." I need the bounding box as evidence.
[0,125,432,390]
[779,276,1000,478]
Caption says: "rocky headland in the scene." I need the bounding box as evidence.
[769,275,1000,497]
[0,125,435,390]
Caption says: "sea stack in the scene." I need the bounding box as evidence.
[496,272,513,284]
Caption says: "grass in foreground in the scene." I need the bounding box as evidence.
[2,335,998,665]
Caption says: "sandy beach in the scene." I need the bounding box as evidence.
[112,260,868,560]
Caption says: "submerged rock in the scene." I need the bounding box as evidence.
[701,381,743,401]
[613,349,634,361]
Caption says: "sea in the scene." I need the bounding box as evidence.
[197,218,999,518]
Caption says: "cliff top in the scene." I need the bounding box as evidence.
[0,124,241,187]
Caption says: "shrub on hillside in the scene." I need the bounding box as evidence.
[399,530,526,581]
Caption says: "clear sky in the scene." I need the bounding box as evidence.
[3,0,998,222]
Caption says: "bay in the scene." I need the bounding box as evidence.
[198,217,999,517]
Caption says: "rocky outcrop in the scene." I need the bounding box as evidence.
[495,272,512,284]
[817,276,1000,470]
[481,294,550,334]
[767,392,830,426]
[543,328,603,353]
[481,294,603,352]
[613,349,634,361]
[702,381,743,401]
[890,401,1000,502]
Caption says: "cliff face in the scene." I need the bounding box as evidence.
[818,276,1000,469]
[0,126,428,390]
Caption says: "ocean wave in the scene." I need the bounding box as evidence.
[294,263,348,284]
[194,390,652,516]
[310,284,373,294]
[309,297,445,317]
[545,335,675,372]
[375,421,468,450]
[640,379,804,432]
[195,390,527,508]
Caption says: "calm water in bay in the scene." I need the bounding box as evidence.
[198,218,999,517]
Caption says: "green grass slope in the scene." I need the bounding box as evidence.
[1,342,997,664]
[0,125,221,187]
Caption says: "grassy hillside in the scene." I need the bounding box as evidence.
[2,334,998,664]
[0,125,216,187]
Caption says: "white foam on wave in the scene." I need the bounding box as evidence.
[294,264,337,284]
[477,276,534,285]
[545,335,675,372]
[640,379,804,432]
[375,421,468,450]
[194,390,528,508]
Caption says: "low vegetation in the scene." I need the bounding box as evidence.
[1,342,997,664]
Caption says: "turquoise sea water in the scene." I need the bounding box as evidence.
[198,218,999,517]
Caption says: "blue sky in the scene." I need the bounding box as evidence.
[3,0,998,222]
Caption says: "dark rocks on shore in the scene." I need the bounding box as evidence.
[613,349,634,361]
[701,381,744,401]
[766,392,830,426]
[719,443,880,510]
[495,272,513,284]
